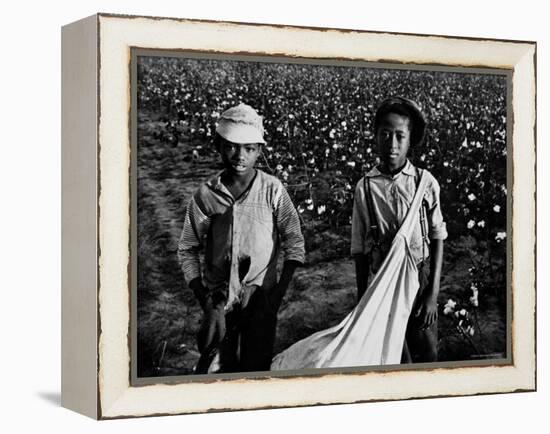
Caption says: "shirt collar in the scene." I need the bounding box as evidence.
[205,170,260,201]
[366,159,416,178]
[205,171,234,201]
[205,171,226,190]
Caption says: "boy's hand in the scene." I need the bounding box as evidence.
[414,293,438,330]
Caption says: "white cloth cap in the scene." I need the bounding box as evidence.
[215,103,266,144]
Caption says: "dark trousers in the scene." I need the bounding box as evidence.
[401,262,438,363]
[197,287,278,373]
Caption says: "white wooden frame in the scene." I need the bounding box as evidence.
[61,13,536,419]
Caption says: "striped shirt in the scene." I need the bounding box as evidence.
[351,160,447,272]
[177,169,305,311]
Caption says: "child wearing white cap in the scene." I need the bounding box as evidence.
[178,103,305,373]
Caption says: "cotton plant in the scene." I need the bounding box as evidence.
[440,263,493,356]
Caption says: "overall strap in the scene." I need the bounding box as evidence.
[364,176,381,247]
[415,167,430,262]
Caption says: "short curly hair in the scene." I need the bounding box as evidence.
[374,97,427,147]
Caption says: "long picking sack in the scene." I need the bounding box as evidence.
[271,172,429,370]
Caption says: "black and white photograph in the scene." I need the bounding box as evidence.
[2,0,545,428]
[133,52,510,380]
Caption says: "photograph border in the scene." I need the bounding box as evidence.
[61,12,536,420]
[129,49,514,387]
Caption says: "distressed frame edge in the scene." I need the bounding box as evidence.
[95,11,537,46]
[94,14,536,419]
[129,50,515,389]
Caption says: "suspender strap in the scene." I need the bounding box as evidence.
[415,167,430,262]
[364,176,380,246]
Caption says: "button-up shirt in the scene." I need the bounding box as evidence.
[351,160,447,271]
[177,169,305,311]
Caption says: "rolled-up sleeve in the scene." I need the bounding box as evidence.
[177,196,211,284]
[274,186,305,264]
[351,179,369,255]
[426,177,448,240]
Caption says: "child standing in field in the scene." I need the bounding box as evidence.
[177,103,305,373]
[351,97,447,363]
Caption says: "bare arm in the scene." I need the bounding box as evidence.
[426,239,444,301]
[415,239,444,329]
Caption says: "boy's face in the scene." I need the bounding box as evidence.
[218,137,261,177]
[376,112,411,170]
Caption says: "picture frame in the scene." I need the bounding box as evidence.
[61,13,536,419]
